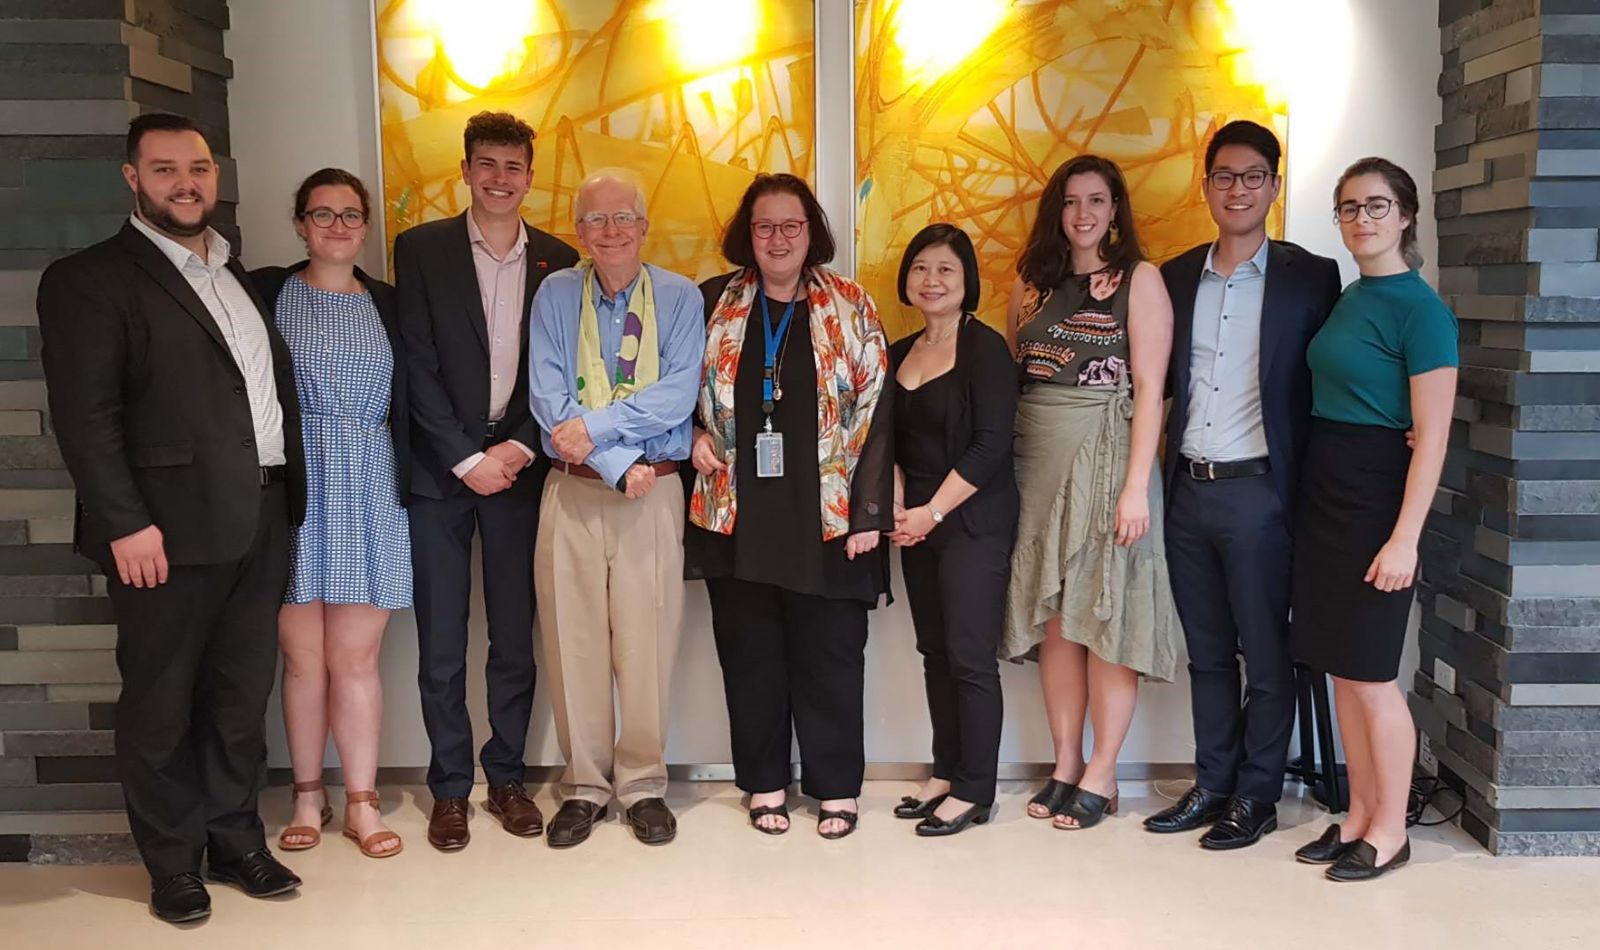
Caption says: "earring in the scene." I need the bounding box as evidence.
[1108,222,1121,246]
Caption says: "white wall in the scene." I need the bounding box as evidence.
[226,0,1440,772]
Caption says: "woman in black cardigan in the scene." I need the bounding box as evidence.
[888,224,1020,836]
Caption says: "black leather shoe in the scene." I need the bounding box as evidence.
[915,802,993,837]
[1143,785,1229,834]
[626,797,677,845]
[206,848,302,897]
[1296,823,1356,865]
[1198,797,1277,850]
[547,799,607,849]
[1326,838,1410,882]
[150,872,211,923]
[894,792,948,819]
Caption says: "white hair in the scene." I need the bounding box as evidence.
[574,168,647,221]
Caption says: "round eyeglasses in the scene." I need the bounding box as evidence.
[751,219,807,239]
[1205,169,1274,191]
[1334,198,1397,223]
[301,208,367,229]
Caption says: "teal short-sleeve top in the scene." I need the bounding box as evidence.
[1307,270,1459,429]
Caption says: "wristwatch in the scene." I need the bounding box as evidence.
[929,507,945,525]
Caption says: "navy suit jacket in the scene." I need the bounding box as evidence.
[1160,240,1343,515]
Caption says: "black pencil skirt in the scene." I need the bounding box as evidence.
[1289,419,1416,683]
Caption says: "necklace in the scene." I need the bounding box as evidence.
[921,314,962,346]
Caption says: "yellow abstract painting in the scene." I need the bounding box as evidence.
[856,0,1288,339]
[374,0,816,282]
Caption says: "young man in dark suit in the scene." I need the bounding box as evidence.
[1145,121,1344,849]
[37,114,308,923]
[395,112,579,851]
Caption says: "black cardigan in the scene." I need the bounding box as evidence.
[889,314,1020,537]
[249,262,412,505]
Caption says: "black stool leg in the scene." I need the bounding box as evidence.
[1310,670,1347,812]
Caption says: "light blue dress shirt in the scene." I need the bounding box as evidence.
[528,263,706,489]
[1180,237,1271,462]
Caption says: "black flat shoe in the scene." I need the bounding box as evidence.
[1296,824,1356,865]
[817,806,860,840]
[626,797,677,845]
[150,872,211,923]
[1326,839,1410,882]
[206,848,301,898]
[1143,785,1229,834]
[547,800,607,849]
[748,803,790,835]
[1054,787,1119,830]
[1199,797,1277,851]
[915,802,993,837]
[1027,778,1078,818]
[894,793,948,819]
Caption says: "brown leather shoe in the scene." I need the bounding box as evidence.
[485,781,544,837]
[427,797,470,852]
[626,797,677,845]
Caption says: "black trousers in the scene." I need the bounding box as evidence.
[409,463,543,798]
[104,482,289,882]
[705,577,868,800]
[1164,470,1295,804]
[899,528,1008,805]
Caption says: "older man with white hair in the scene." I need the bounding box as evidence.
[527,169,705,848]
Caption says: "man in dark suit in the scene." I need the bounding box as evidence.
[396,111,579,851]
[36,114,308,923]
[1145,121,1344,849]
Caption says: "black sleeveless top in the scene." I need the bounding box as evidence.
[1014,266,1132,388]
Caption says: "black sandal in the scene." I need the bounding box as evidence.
[817,808,860,840]
[1054,787,1119,830]
[748,804,790,836]
[1027,779,1078,818]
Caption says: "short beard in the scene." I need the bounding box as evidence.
[136,186,213,238]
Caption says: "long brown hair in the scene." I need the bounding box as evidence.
[1017,155,1145,288]
[1335,157,1424,270]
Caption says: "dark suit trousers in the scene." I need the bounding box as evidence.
[409,464,544,798]
[105,483,289,882]
[900,528,1007,806]
[705,577,868,801]
[1165,471,1295,804]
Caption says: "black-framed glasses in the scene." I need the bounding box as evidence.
[1334,198,1397,223]
[1206,169,1274,190]
[751,219,806,239]
[577,210,644,229]
[301,208,367,228]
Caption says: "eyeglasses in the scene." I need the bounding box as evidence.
[751,219,807,239]
[302,208,367,228]
[1334,198,1398,223]
[1206,169,1274,191]
[577,210,644,229]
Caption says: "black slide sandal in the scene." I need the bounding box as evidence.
[748,804,790,835]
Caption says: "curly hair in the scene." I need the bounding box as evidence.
[463,111,535,164]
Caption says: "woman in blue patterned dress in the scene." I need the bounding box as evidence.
[251,169,411,859]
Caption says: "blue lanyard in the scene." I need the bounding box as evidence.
[759,286,798,406]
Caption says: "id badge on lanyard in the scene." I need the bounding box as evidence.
[755,288,796,479]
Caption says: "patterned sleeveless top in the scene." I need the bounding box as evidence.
[1015,266,1132,388]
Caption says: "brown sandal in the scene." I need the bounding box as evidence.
[277,779,334,851]
[343,790,403,859]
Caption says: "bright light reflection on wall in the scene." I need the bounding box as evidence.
[890,0,1012,86]
[651,0,761,73]
[1221,0,1354,164]
[413,0,539,90]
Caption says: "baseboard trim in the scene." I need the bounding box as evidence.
[267,762,1198,786]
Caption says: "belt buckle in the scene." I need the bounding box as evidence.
[259,467,270,487]
[484,420,499,438]
[1189,459,1215,481]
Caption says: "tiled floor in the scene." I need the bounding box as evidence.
[2,781,1595,949]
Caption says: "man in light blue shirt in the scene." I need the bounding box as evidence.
[527,169,705,850]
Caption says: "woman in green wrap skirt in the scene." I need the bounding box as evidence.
[1004,155,1179,831]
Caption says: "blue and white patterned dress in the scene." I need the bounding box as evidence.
[275,276,412,609]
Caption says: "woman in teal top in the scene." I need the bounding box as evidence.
[1289,159,1458,883]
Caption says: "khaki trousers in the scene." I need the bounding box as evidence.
[533,469,685,807]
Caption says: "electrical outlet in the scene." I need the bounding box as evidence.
[1434,658,1458,694]
[1419,732,1439,775]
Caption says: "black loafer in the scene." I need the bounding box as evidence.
[547,799,607,849]
[626,797,677,845]
[150,872,211,923]
[206,848,301,898]
[894,793,948,819]
[1296,824,1356,865]
[1326,839,1410,882]
[915,802,993,837]
[1198,797,1277,850]
[1143,786,1229,834]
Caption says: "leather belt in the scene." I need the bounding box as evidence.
[554,460,679,480]
[259,465,286,486]
[1183,456,1270,481]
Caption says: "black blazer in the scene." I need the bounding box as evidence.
[1160,240,1343,513]
[393,213,579,499]
[250,262,411,505]
[37,222,307,566]
[888,315,1020,538]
